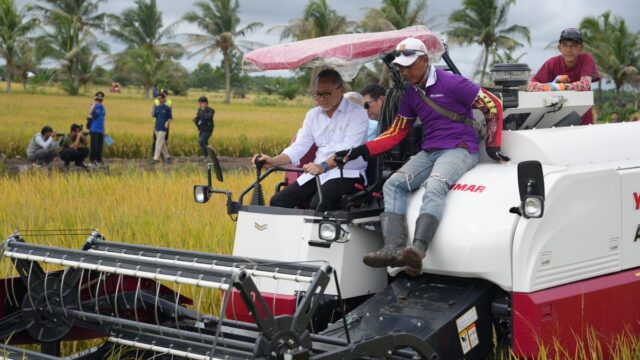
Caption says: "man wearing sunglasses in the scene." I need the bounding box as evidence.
[527,28,600,125]
[335,37,508,276]
[252,69,369,211]
[360,84,386,140]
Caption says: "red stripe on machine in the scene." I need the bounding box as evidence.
[634,192,640,210]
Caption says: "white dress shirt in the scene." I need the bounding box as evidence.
[283,97,369,185]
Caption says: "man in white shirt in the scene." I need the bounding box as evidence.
[252,69,369,211]
[27,126,59,167]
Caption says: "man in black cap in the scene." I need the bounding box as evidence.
[193,95,215,158]
[528,28,600,124]
[60,124,89,169]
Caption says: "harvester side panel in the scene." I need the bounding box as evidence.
[512,168,622,293]
[512,266,640,358]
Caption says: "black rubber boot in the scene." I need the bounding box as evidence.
[363,212,407,268]
[403,213,439,277]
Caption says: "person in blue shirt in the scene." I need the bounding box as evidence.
[152,93,172,163]
[88,91,106,167]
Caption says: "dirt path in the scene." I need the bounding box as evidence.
[1,155,254,174]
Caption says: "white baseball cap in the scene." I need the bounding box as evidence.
[391,37,428,67]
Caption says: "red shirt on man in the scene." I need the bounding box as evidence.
[531,53,600,124]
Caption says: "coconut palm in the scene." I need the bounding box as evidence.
[0,0,38,93]
[446,0,530,85]
[38,13,107,95]
[109,0,184,98]
[35,0,106,94]
[183,0,262,104]
[359,0,429,32]
[580,12,640,105]
[275,0,353,41]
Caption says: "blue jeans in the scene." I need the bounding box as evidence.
[199,131,212,156]
[383,148,480,220]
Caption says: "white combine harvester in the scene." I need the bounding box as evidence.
[1,27,639,359]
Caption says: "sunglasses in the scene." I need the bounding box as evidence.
[364,100,374,110]
[313,87,341,100]
[394,49,426,58]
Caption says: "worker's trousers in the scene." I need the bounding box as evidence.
[383,148,479,221]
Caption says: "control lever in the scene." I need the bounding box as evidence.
[251,154,266,205]
[334,149,350,178]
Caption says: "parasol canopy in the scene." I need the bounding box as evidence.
[242,26,445,80]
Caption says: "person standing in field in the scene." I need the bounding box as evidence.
[152,93,172,163]
[193,95,215,160]
[151,89,173,157]
[88,91,106,167]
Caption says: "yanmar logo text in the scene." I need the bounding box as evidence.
[634,192,640,210]
[450,183,486,193]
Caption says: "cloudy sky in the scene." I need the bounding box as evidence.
[13,0,640,80]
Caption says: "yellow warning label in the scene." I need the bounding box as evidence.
[458,323,479,354]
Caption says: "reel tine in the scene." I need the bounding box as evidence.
[174,282,182,336]
[43,260,52,313]
[117,272,130,309]
[154,279,163,334]
[195,286,205,343]
[230,287,237,324]
[212,279,233,357]
[134,277,142,334]
[114,272,122,321]
[94,272,103,324]
[102,271,112,308]
[77,268,86,320]
[4,257,13,307]
[26,261,37,312]
[60,267,70,318]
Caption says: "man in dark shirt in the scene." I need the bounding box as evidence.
[152,94,172,163]
[60,124,89,169]
[528,28,600,124]
[193,96,215,159]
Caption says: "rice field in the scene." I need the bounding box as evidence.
[0,84,310,158]
[0,167,277,253]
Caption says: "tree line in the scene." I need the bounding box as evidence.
[0,0,638,106]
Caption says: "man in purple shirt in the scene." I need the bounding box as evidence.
[336,37,508,276]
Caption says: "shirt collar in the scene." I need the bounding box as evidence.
[322,96,348,115]
[424,65,437,89]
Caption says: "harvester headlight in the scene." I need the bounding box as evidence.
[319,222,340,241]
[523,196,544,218]
[194,185,210,204]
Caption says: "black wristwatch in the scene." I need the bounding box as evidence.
[320,161,330,173]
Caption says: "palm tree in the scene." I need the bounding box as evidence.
[580,12,640,105]
[0,0,38,93]
[38,13,107,95]
[275,0,353,41]
[359,0,429,32]
[446,0,530,85]
[109,0,184,98]
[183,0,262,104]
[36,0,106,94]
